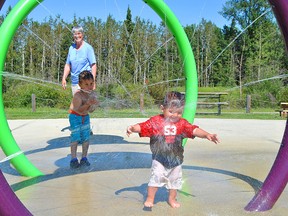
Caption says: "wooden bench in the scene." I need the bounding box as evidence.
[276,102,288,117]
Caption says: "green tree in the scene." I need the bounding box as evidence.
[220,0,285,100]
[122,6,136,82]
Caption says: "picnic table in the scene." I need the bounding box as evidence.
[197,92,229,115]
[181,92,229,115]
[276,102,288,117]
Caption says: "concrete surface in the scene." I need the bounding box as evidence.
[1,118,288,216]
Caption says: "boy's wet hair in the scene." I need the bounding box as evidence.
[163,91,185,108]
[79,70,94,83]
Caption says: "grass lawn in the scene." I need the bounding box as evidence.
[4,107,285,120]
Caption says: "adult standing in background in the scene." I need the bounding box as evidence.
[62,26,97,95]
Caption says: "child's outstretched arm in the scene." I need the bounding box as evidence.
[126,124,141,137]
[193,128,219,144]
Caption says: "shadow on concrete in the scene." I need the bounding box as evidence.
[26,134,146,155]
[0,134,145,175]
[115,182,194,210]
[10,150,262,205]
[3,133,263,205]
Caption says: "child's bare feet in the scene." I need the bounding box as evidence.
[144,199,154,207]
[168,189,180,208]
[168,199,181,208]
[144,186,157,208]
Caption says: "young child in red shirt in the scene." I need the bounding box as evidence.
[126,91,219,208]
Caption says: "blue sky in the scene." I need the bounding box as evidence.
[1,0,229,27]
